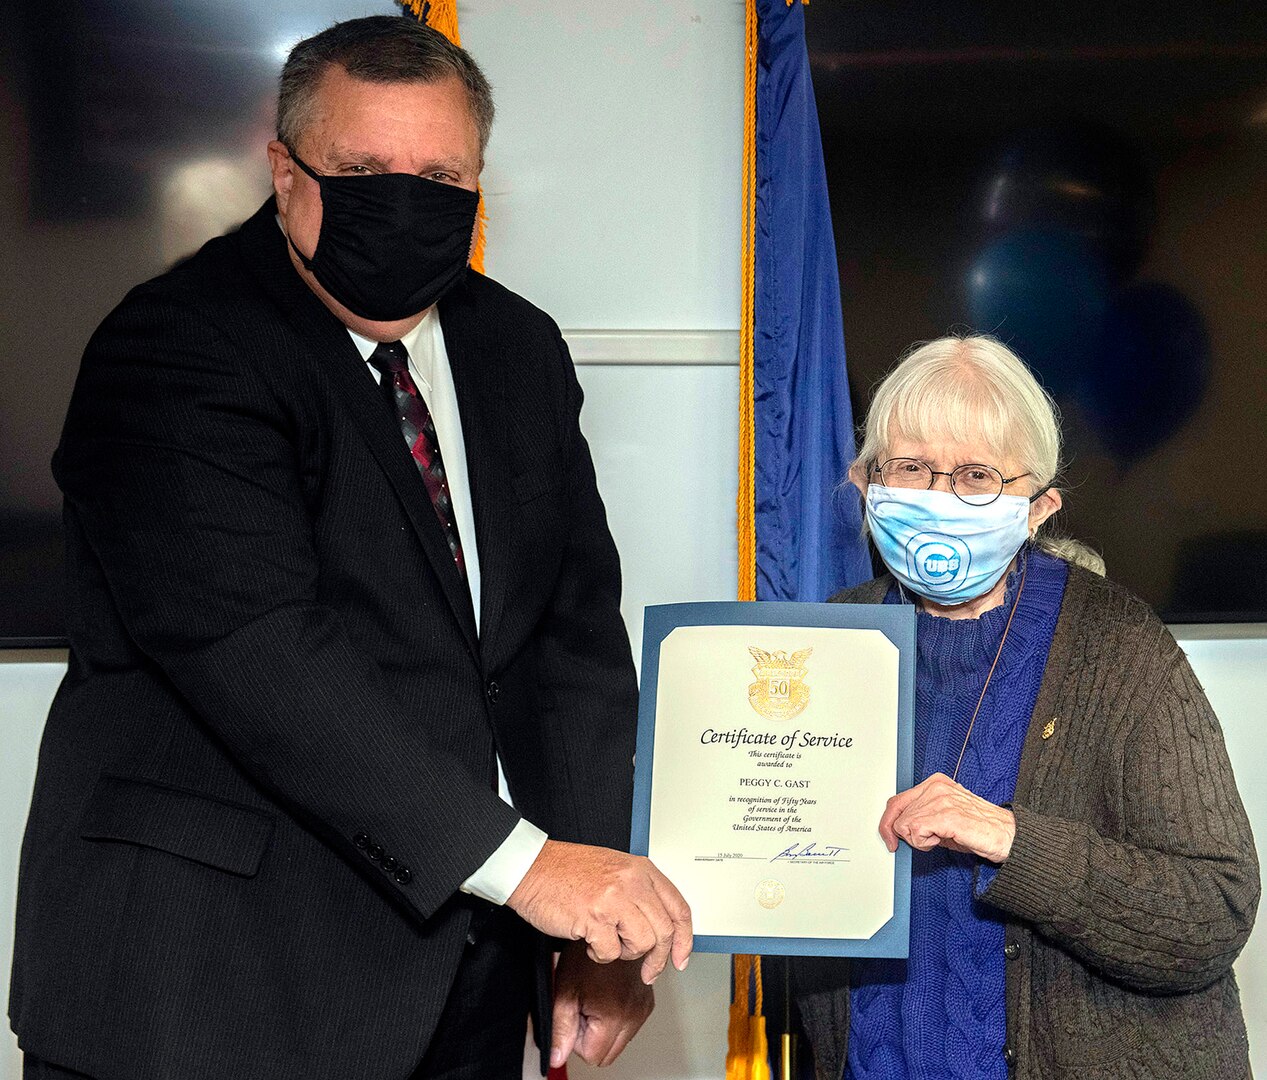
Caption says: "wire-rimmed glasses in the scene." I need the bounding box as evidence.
[870,457,1034,505]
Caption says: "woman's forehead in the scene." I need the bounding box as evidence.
[883,426,1016,468]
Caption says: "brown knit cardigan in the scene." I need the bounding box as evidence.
[792,563,1260,1079]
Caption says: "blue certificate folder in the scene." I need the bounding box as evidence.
[632,601,915,958]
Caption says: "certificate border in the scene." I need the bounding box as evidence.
[632,600,915,958]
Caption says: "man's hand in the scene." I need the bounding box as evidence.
[878,772,1016,863]
[550,944,653,1069]
[506,839,692,984]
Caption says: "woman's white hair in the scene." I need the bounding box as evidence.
[855,334,1105,574]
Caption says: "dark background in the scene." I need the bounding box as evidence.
[1,3,1265,639]
[0,0,351,643]
[807,2,1267,620]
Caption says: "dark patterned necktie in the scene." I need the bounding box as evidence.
[367,340,466,580]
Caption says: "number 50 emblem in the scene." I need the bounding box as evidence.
[747,646,812,721]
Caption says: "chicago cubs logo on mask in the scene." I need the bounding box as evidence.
[906,533,971,592]
[864,484,1030,605]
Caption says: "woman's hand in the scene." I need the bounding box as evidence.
[879,772,1016,864]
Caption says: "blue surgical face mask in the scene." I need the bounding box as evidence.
[864,484,1032,605]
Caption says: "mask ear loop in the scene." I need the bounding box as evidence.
[284,228,318,272]
[281,147,322,271]
[862,481,916,607]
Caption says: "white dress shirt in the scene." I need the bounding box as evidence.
[350,309,547,905]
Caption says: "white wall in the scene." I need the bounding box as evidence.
[467,0,744,331]
[0,656,61,1080]
[2,2,1264,1079]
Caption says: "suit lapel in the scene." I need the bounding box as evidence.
[236,202,479,656]
[438,284,514,653]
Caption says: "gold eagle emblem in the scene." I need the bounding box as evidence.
[755,878,786,909]
[747,646,813,721]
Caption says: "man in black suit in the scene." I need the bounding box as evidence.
[10,16,690,1080]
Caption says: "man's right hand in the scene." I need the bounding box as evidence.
[506,839,693,985]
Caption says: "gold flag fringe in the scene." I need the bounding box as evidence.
[397,0,487,275]
[398,0,462,44]
[727,952,772,1080]
[737,0,757,604]
[731,0,767,1073]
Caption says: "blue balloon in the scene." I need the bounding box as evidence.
[967,226,1111,397]
[980,124,1155,281]
[1080,281,1210,464]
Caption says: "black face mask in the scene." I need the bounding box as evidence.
[286,150,480,322]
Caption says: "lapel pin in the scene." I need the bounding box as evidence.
[1042,718,1057,740]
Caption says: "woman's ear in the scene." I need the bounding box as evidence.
[1029,487,1063,536]
[848,459,869,496]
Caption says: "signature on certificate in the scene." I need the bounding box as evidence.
[772,841,847,862]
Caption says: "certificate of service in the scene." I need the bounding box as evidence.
[632,602,914,958]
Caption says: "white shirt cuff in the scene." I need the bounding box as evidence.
[460,818,549,906]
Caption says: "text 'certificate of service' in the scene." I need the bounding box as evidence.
[632,602,914,958]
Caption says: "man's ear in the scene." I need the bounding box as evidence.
[267,141,295,215]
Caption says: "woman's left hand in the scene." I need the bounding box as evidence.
[879,772,1016,864]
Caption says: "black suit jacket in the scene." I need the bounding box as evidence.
[10,200,638,1080]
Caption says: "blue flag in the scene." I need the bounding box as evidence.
[753,0,871,603]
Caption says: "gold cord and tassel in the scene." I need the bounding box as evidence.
[735,0,807,1073]
[726,953,772,1080]
[737,0,758,603]
[397,0,461,43]
[730,0,768,1073]
[396,0,488,275]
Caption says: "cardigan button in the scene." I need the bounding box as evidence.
[1003,942,1020,960]
[1002,1045,1016,1067]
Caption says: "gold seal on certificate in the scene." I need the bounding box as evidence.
[632,602,914,958]
[747,646,812,720]
[755,879,786,909]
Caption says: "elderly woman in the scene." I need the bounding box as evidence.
[793,335,1259,1080]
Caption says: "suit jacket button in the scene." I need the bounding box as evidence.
[1003,942,1020,960]
[353,833,371,849]
[367,845,383,862]
[485,679,501,704]
[382,856,398,872]
[395,866,412,885]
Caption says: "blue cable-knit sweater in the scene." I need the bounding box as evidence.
[844,549,1068,1080]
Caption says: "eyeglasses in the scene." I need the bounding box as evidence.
[870,457,1039,505]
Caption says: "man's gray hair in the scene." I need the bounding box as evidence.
[277,15,494,155]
